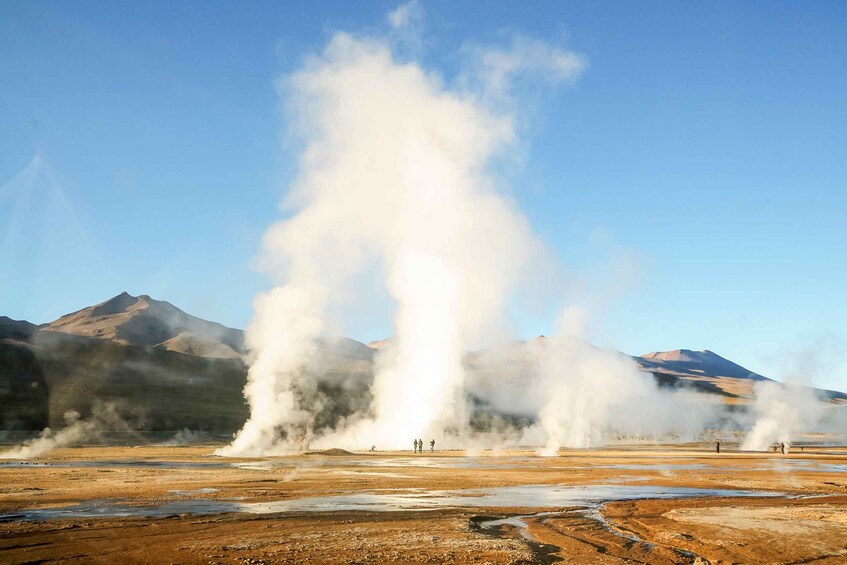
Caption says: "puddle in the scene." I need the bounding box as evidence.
[0,460,228,469]
[593,463,707,471]
[0,484,780,522]
[729,460,847,474]
[4,455,841,474]
[477,511,563,541]
[778,461,847,473]
[0,456,543,473]
[329,470,417,479]
[231,461,276,471]
[168,488,219,496]
[350,457,530,469]
[475,485,781,553]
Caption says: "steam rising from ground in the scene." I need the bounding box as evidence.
[740,335,842,452]
[466,310,722,455]
[0,403,131,459]
[219,21,581,456]
[219,5,835,456]
[741,382,828,452]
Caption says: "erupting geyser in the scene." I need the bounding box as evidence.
[218,6,832,457]
[217,20,588,455]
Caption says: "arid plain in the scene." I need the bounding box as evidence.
[2,442,847,564]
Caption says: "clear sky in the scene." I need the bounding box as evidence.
[1,1,845,389]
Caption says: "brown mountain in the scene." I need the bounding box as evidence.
[636,348,847,404]
[0,293,375,434]
[639,349,769,380]
[635,348,768,402]
[42,292,245,359]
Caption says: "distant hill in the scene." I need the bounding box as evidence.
[42,292,245,359]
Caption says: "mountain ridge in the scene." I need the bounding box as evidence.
[2,292,845,433]
[6,292,832,389]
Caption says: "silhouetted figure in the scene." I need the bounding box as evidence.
[780,442,786,454]
[413,439,418,453]
[430,439,435,452]
[370,445,376,452]
[715,440,720,454]
[418,438,423,454]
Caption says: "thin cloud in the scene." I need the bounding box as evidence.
[387,1,423,31]
[462,35,587,101]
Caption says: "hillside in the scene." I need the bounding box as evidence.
[0,316,37,342]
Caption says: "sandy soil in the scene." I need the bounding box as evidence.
[1,444,846,563]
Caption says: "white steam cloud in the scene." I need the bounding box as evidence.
[388,1,423,33]
[0,403,132,459]
[219,6,833,457]
[741,381,828,452]
[469,308,721,454]
[741,334,842,452]
[219,13,587,455]
[461,35,587,102]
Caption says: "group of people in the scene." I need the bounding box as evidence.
[413,438,435,453]
[715,439,790,454]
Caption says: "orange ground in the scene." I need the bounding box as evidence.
[1,444,846,563]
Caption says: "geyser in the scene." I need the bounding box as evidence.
[741,381,828,452]
[218,14,587,455]
[220,5,772,457]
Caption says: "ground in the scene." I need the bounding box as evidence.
[1,443,846,564]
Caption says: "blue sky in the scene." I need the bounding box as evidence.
[1,1,845,389]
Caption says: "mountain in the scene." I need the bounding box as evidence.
[0,293,375,434]
[1,293,250,432]
[636,349,847,404]
[639,349,769,380]
[2,293,845,434]
[42,292,244,359]
[635,348,770,401]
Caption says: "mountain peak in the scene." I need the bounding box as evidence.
[42,292,244,359]
[89,292,144,317]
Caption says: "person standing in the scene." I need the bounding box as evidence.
[715,440,720,454]
[430,439,435,452]
[413,439,418,453]
[418,438,423,454]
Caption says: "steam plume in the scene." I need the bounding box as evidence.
[741,381,827,452]
[0,402,132,459]
[220,15,584,455]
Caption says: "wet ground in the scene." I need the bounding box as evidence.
[1,444,846,563]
